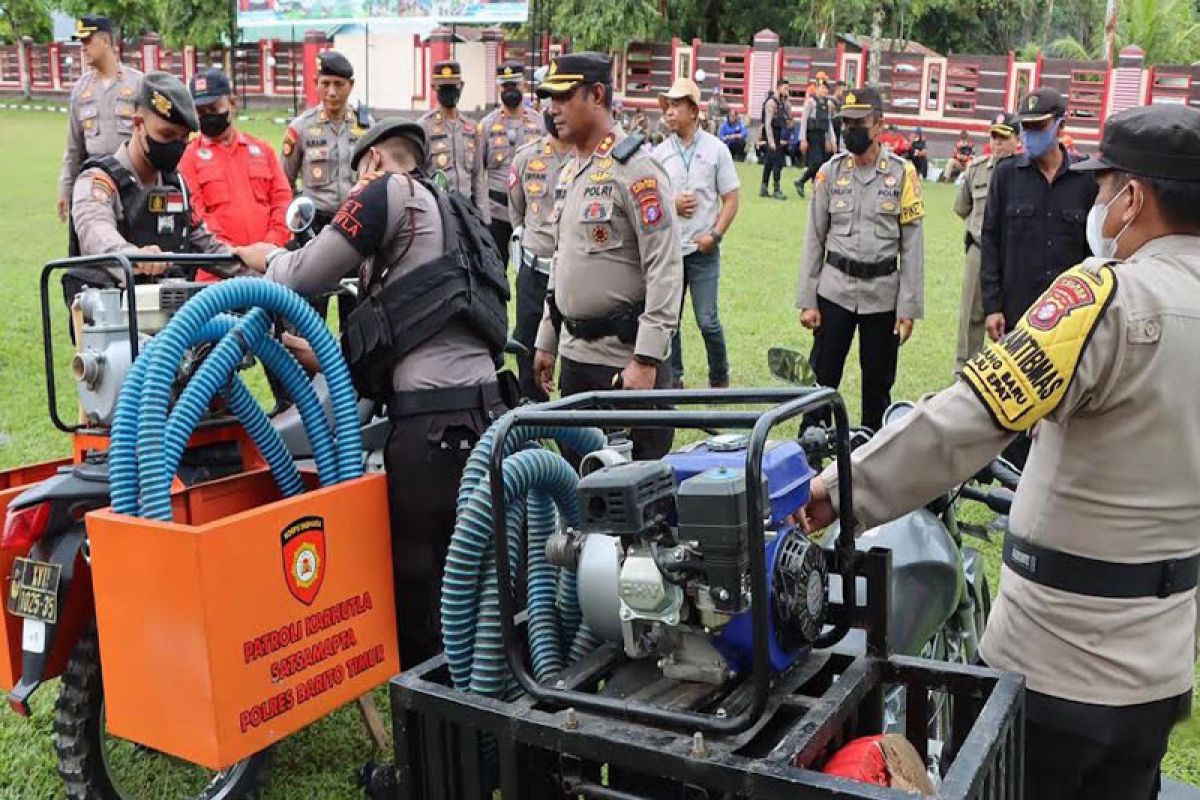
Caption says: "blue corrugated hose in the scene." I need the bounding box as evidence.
[109,279,361,521]
[442,419,606,696]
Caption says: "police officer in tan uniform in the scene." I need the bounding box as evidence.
[952,111,1020,370]
[796,85,925,432]
[479,61,545,268]
[531,53,683,459]
[418,61,489,222]
[58,16,143,224]
[69,72,241,295]
[238,119,508,665]
[508,113,571,401]
[803,105,1200,800]
[281,51,371,233]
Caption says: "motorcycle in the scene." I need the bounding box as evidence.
[767,347,1019,773]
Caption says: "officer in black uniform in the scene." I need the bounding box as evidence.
[793,78,836,198]
[759,78,790,200]
[238,119,512,664]
[68,71,242,304]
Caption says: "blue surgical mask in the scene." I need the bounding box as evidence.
[1021,119,1061,159]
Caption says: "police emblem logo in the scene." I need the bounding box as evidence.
[596,157,614,170]
[495,152,506,165]
[590,171,612,183]
[148,193,168,213]
[582,200,609,222]
[194,76,208,92]
[441,65,453,77]
[835,175,849,186]
[529,159,547,171]
[312,166,324,179]
[1026,274,1096,331]
[437,153,450,167]
[491,123,505,133]
[281,515,326,605]
[882,201,897,211]
[994,113,1005,125]
[591,225,610,244]
[526,180,544,196]
[150,91,172,117]
[835,199,848,209]
[884,175,897,187]
[845,92,857,106]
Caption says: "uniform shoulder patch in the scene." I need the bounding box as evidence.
[282,125,299,157]
[899,160,925,225]
[961,264,1117,432]
[331,172,391,257]
[629,175,667,232]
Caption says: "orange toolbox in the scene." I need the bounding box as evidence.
[85,467,398,769]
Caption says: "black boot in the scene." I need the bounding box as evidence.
[760,184,769,198]
[773,185,786,200]
[794,177,806,198]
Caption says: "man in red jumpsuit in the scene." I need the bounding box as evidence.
[179,68,292,281]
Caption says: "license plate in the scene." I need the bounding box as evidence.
[6,558,61,625]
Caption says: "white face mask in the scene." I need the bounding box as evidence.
[1086,183,1135,259]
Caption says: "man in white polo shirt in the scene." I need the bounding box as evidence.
[653,78,741,388]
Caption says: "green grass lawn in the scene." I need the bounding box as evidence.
[0,108,1196,796]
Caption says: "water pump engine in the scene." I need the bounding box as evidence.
[549,435,828,685]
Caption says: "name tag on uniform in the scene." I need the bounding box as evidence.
[158,215,175,235]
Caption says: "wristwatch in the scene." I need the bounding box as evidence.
[709,230,723,245]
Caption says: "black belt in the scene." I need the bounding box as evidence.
[562,303,643,345]
[826,251,898,280]
[387,380,507,421]
[1003,534,1200,599]
[488,189,509,207]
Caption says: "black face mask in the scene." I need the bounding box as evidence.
[543,109,558,139]
[437,85,461,109]
[500,87,522,109]
[144,129,187,172]
[844,126,874,155]
[199,111,231,138]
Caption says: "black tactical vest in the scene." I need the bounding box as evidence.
[810,96,831,135]
[68,155,193,259]
[340,175,510,401]
[763,91,789,134]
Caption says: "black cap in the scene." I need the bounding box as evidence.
[536,53,613,97]
[1018,87,1066,123]
[139,71,198,132]
[189,68,232,105]
[318,50,354,80]
[1071,104,1200,181]
[351,118,427,170]
[496,61,523,85]
[71,16,112,40]
[432,60,463,85]
[989,111,1022,137]
[838,85,884,119]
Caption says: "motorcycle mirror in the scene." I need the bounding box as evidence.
[880,401,915,428]
[767,346,814,385]
[285,196,317,234]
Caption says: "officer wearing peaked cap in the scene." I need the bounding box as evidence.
[479,60,545,269]
[796,85,925,433]
[58,16,143,225]
[952,111,1021,371]
[237,117,512,665]
[281,51,372,234]
[418,61,489,222]
[67,71,241,301]
[803,103,1200,800]
[532,52,684,459]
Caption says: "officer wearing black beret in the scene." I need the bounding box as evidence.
[238,117,510,667]
[803,103,1200,800]
[281,50,373,233]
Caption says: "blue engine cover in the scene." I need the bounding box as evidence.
[711,529,805,674]
[663,435,814,525]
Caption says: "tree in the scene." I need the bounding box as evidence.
[1049,0,1200,63]
[0,0,52,98]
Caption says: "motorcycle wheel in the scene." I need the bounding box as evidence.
[53,626,274,800]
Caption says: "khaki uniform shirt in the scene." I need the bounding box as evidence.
[71,142,238,283]
[954,154,1000,245]
[508,136,571,259]
[418,109,489,223]
[267,172,495,392]
[796,150,925,318]
[59,66,144,200]
[479,105,544,223]
[823,237,1200,706]
[534,129,683,369]
[281,105,372,216]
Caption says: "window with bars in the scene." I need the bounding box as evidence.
[625,45,655,96]
[946,62,980,113]
[1151,70,1193,105]
[719,51,745,102]
[888,58,923,110]
[1068,69,1105,120]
